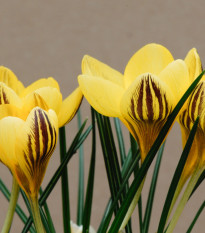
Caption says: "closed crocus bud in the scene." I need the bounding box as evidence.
[78,43,190,161]
[179,48,204,182]
[0,106,58,197]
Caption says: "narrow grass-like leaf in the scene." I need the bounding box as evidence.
[95,112,120,214]
[0,179,36,233]
[143,142,165,233]
[22,120,90,232]
[189,169,205,198]
[102,71,203,233]
[39,207,52,233]
[157,118,199,233]
[82,108,96,233]
[59,126,71,233]
[114,117,126,165]
[98,151,140,233]
[130,133,142,232]
[186,201,205,233]
[39,187,56,233]
[77,109,84,225]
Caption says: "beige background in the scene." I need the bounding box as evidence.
[0,0,204,232]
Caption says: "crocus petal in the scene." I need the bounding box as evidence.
[124,43,174,87]
[21,77,60,97]
[0,66,25,94]
[82,55,124,87]
[0,104,25,120]
[120,73,174,161]
[30,87,62,115]
[22,92,49,115]
[158,59,189,107]
[14,107,58,196]
[0,82,22,107]
[0,117,24,167]
[78,74,124,117]
[184,48,203,82]
[179,110,198,181]
[58,87,83,128]
[188,81,205,131]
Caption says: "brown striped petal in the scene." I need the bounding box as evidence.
[188,81,205,131]
[120,73,174,161]
[0,82,22,107]
[13,107,58,197]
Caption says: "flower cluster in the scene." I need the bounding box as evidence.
[0,43,204,233]
[78,43,205,174]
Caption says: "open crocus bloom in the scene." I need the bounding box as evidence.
[0,66,83,128]
[0,106,58,197]
[78,43,190,161]
[179,48,204,181]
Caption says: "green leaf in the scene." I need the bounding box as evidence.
[103,70,204,233]
[82,108,96,233]
[157,118,199,233]
[189,170,205,198]
[143,142,165,233]
[59,126,71,233]
[114,118,126,165]
[95,112,120,214]
[77,109,84,225]
[39,187,56,233]
[186,201,205,233]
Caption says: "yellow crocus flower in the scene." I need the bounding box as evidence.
[179,48,204,181]
[0,66,83,128]
[0,106,58,197]
[78,43,190,161]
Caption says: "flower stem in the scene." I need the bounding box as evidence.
[119,178,145,231]
[1,177,20,233]
[28,195,46,233]
[166,167,204,233]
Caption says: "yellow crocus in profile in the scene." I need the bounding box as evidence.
[78,43,190,161]
[179,48,204,182]
[0,105,58,233]
[0,106,58,197]
[0,66,83,127]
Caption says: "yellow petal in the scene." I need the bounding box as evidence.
[14,107,58,196]
[0,82,22,107]
[82,55,124,87]
[188,81,205,131]
[184,48,203,82]
[158,60,189,107]
[0,104,25,120]
[0,66,24,94]
[0,117,24,167]
[124,43,174,88]
[58,87,83,128]
[78,74,124,117]
[120,73,174,161]
[22,92,49,115]
[21,77,60,97]
[28,87,62,115]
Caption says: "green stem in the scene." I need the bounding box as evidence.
[29,195,46,233]
[166,176,186,224]
[1,177,20,233]
[119,178,145,231]
[166,167,204,233]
